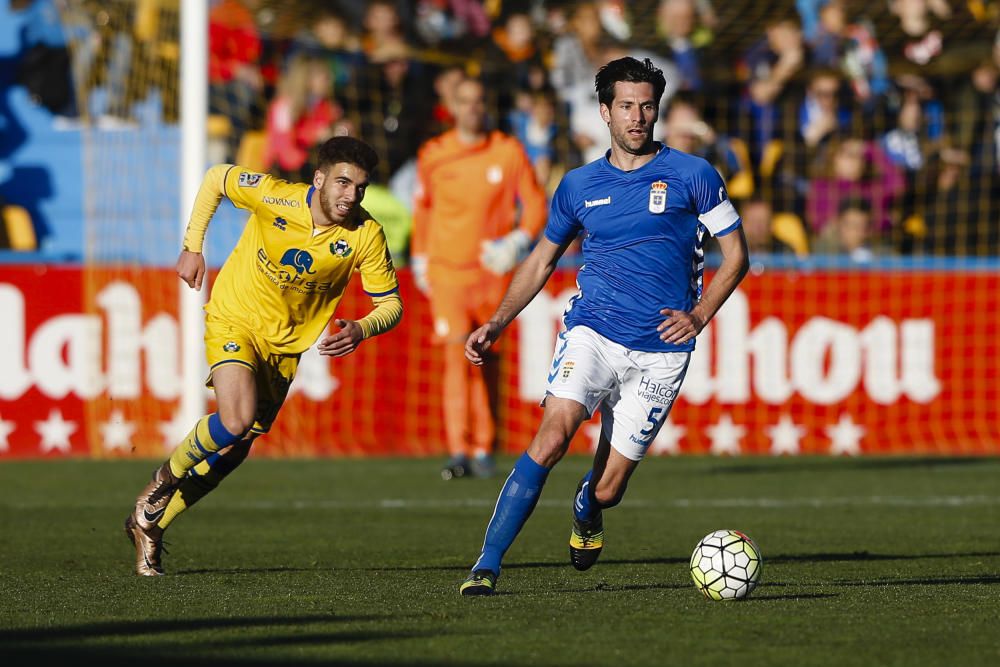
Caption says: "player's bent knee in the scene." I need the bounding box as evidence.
[218,412,255,440]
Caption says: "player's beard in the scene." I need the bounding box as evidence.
[319,188,351,224]
[611,123,654,156]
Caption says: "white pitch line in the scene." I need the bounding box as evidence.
[3,495,999,510]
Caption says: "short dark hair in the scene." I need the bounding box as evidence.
[317,136,379,175]
[595,57,666,108]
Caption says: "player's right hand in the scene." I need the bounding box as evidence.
[465,321,501,366]
[177,250,206,291]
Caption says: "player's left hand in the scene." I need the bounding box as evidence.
[658,308,706,345]
[317,319,364,357]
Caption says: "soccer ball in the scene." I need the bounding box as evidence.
[689,529,762,600]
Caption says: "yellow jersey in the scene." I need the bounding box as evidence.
[206,167,399,354]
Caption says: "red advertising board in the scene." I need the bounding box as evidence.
[1,264,997,457]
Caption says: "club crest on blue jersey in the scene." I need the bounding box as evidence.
[648,180,667,214]
[330,239,353,258]
[223,341,240,352]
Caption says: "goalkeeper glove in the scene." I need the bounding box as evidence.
[411,254,431,295]
[480,229,531,276]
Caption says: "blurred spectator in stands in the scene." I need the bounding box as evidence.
[14,0,76,119]
[882,88,930,174]
[287,8,362,90]
[654,0,709,94]
[952,53,999,180]
[799,68,850,149]
[841,16,890,105]
[740,197,810,257]
[356,41,430,184]
[551,2,606,108]
[807,136,905,234]
[661,95,753,199]
[414,0,490,48]
[361,1,408,60]
[814,197,877,262]
[264,55,348,183]
[742,15,808,162]
[908,147,991,254]
[482,12,547,128]
[508,87,559,191]
[943,46,999,254]
[886,0,952,71]
[209,0,264,160]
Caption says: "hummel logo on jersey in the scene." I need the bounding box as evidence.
[584,196,611,208]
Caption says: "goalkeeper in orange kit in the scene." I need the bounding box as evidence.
[124,137,402,575]
[411,76,547,479]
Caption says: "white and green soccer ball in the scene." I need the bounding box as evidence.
[689,529,762,600]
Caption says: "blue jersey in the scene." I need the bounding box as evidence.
[545,145,741,353]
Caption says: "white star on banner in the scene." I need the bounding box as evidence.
[767,415,805,456]
[649,418,686,456]
[0,414,16,453]
[159,410,191,452]
[707,414,744,456]
[100,410,136,452]
[827,413,865,456]
[35,409,77,453]
[583,422,602,452]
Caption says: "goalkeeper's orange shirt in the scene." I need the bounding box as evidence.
[412,129,546,270]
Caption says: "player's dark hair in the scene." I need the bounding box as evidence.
[595,57,666,109]
[317,136,379,176]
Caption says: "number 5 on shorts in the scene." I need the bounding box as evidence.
[640,406,665,436]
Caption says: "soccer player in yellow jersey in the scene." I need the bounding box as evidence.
[124,136,402,576]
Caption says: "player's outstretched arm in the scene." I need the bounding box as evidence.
[318,292,403,357]
[466,236,570,365]
[176,250,207,291]
[659,226,749,345]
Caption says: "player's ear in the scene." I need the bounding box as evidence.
[313,169,325,189]
[599,103,611,124]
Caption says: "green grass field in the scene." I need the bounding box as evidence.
[1,456,999,666]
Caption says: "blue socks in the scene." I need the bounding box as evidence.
[473,452,550,575]
[573,469,599,522]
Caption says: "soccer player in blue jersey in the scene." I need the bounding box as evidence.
[459,57,750,595]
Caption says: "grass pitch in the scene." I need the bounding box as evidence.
[1,456,998,666]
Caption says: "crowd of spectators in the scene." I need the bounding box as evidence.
[9,0,1000,258]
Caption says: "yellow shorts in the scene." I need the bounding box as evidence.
[204,314,300,435]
